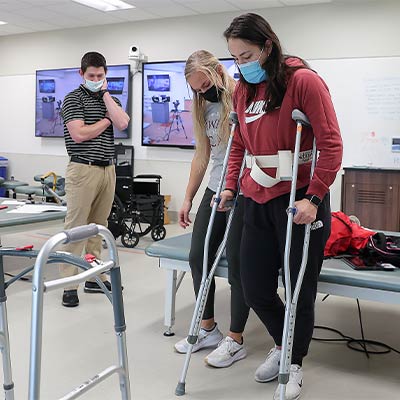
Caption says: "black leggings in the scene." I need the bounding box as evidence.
[189,188,250,333]
[240,187,331,365]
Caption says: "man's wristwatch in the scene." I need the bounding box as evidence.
[99,89,109,98]
[305,194,322,208]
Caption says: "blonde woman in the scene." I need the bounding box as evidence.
[174,50,250,368]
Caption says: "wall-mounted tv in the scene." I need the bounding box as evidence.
[39,79,55,93]
[141,59,238,149]
[35,64,131,138]
[147,74,170,91]
[107,77,125,95]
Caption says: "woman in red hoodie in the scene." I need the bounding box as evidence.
[220,13,343,400]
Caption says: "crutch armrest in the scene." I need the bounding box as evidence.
[291,109,311,127]
[134,174,162,180]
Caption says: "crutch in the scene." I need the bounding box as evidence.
[175,111,245,396]
[28,224,131,400]
[277,109,317,400]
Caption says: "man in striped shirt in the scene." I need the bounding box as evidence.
[60,51,130,307]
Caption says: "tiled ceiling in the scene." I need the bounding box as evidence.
[0,0,377,36]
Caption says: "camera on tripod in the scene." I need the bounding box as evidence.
[172,100,180,110]
[152,95,170,103]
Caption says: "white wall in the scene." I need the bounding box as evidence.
[0,0,399,214]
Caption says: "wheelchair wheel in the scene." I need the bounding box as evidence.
[121,231,140,248]
[151,225,166,241]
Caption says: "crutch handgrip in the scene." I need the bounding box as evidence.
[291,109,310,127]
[229,111,239,126]
[63,224,99,243]
[286,206,297,215]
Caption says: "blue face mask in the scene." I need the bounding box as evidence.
[238,48,268,84]
[84,78,104,92]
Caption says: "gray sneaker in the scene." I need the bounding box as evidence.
[255,346,281,383]
[174,324,223,354]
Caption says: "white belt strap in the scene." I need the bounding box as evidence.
[245,150,313,188]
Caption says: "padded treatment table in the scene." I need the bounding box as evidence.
[0,198,66,235]
[145,232,400,335]
[0,180,29,198]
[0,180,28,190]
[14,174,66,198]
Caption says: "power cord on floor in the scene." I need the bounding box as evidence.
[4,272,31,282]
[313,296,400,358]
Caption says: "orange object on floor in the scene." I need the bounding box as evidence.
[164,195,171,225]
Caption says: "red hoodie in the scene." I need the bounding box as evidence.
[226,58,343,204]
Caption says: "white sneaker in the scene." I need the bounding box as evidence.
[254,346,281,383]
[205,336,247,368]
[174,324,223,354]
[273,364,303,400]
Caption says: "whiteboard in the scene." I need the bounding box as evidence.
[308,57,400,168]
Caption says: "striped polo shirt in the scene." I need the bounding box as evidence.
[62,84,121,162]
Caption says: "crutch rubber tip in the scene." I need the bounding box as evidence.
[278,373,290,384]
[163,330,175,337]
[175,382,186,396]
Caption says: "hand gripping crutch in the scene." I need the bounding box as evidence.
[28,224,131,400]
[175,112,245,396]
[277,109,317,400]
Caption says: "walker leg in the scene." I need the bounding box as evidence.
[110,267,131,400]
[0,256,15,400]
[0,303,15,400]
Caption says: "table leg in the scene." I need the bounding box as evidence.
[164,269,177,337]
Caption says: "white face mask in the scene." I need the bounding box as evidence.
[84,78,104,92]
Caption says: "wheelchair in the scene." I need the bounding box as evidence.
[108,174,167,248]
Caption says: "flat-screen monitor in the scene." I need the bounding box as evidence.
[35,64,131,138]
[141,59,238,149]
[39,79,55,93]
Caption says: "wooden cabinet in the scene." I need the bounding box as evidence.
[342,168,400,231]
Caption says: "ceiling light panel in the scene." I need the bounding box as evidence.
[72,0,135,12]
[280,0,331,5]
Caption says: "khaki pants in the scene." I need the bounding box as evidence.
[60,161,116,290]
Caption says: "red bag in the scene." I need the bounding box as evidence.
[324,211,375,257]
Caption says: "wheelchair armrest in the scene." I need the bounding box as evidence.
[134,174,162,180]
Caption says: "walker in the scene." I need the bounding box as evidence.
[28,224,131,400]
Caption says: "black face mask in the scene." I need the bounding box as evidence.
[199,85,223,103]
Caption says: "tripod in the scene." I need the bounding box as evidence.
[50,100,62,136]
[164,100,187,141]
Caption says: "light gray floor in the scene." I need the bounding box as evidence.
[1,222,400,399]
